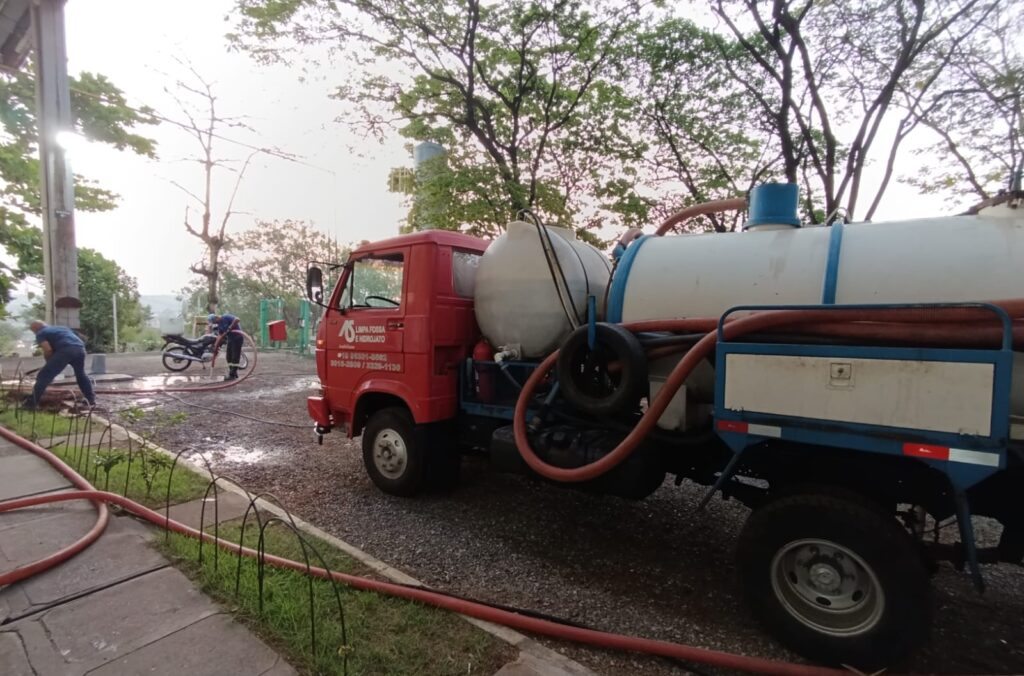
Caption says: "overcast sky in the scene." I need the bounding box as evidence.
[63,0,408,296]
[59,0,948,297]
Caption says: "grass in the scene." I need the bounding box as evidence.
[3,404,515,674]
[0,407,75,437]
[0,407,209,509]
[161,520,514,676]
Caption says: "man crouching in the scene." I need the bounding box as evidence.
[26,320,96,409]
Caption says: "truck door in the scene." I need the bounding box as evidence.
[325,250,407,402]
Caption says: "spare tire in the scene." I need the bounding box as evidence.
[556,322,647,417]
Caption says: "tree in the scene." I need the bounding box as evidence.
[233,0,647,242]
[181,220,345,338]
[0,66,156,313]
[25,248,151,351]
[619,18,781,231]
[901,1,1023,203]
[711,0,995,221]
[164,63,266,314]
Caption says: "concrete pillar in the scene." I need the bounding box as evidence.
[32,0,80,329]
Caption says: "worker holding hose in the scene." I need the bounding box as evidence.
[208,313,243,381]
[24,321,96,409]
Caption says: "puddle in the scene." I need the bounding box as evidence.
[125,375,213,389]
[258,377,319,394]
[130,397,162,411]
[210,443,276,465]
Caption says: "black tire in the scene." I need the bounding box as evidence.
[556,322,647,416]
[362,407,427,496]
[737,490,930,669]
[162,345,191,372]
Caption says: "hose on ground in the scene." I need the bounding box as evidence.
[96,331,259,395]
[0,425,847,676]
[8,332,260,404]
[514,302,1024,483]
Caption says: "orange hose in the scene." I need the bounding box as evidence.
[0,427,844,676]
[514,304,1024,483]
[22,331,260,399]
[0,426,109,585]
[655,197,748,236]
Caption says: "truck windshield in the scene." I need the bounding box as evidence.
[339,254,404,309]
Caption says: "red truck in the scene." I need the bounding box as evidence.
[306,231,490,494]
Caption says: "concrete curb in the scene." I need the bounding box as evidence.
[89,412,598,676]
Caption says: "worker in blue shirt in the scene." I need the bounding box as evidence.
[208,313,243,380]
[27,321,96,408]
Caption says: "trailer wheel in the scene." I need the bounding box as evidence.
[737,491,930,669]
[362,408,426,496]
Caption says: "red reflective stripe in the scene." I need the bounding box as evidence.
[903,443,949,461]
[717,420,748,434]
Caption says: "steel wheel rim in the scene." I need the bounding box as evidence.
[770,538,884,637]
[372,428,408,479]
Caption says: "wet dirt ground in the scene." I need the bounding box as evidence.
[9,350,1024,675]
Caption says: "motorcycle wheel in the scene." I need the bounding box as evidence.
[162,345,192,372]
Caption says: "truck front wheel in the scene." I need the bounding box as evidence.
[362,408,426,496]
[737,491,930,669]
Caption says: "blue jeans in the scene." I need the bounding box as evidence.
[33,347,95,405]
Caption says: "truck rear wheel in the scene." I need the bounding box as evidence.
[362,408,426,496]
[736,490,930,669]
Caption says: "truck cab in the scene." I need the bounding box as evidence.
[307,230,488,493]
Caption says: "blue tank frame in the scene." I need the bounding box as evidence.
[711,301,1016,589]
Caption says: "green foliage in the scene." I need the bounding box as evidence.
[120,324,164,352]
[903,2,1023,201]
[78,248,150,351]
[619,17,777,232]
[93,449,127,491]
[162,520,510,675]
[119,405,146,425]
[0,408,74,437]
[232,0,1016,230]
[707,0,1000,219]
[22,248,152,351]
[140,450,174,500]
[233,0,648,242]
[0,64,156,313]
[0,409,206,507]
[182,220,346,338]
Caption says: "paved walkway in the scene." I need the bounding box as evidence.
[0,436,295,676]
[0,434,594,676]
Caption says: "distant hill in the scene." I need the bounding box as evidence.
[140,294,186,333]
[140,294,182,316]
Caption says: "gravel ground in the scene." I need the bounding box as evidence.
[21,351,1024,675]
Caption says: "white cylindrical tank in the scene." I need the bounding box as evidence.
[610,209,1023,323]
[608,205,1024,427]
[475,221,611,358]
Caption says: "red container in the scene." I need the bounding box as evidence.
[267,320,287,342]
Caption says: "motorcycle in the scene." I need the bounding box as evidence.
[160,333,248,372]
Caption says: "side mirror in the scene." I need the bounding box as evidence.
[306,266,324,304]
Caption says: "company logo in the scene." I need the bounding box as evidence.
[339,319,356,343]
